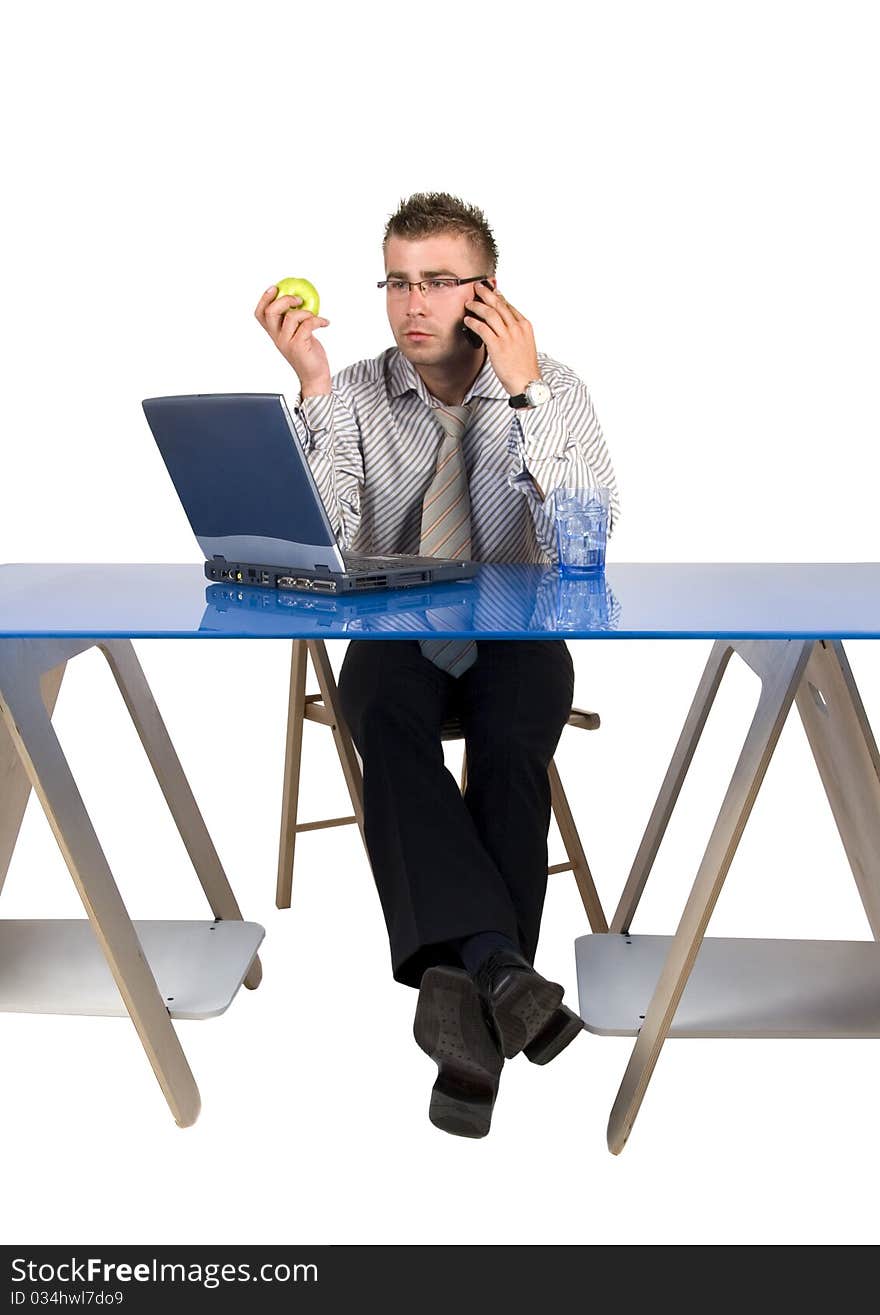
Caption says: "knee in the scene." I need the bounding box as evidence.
[469,695,571,767]
[339,664,435,752]
[468,724,556,776]
[355,696,412,746]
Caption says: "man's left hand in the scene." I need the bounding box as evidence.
[464,284,541,397]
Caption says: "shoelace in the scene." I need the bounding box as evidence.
[480,950,528,993]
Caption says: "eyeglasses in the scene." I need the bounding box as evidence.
[377,274,491,298]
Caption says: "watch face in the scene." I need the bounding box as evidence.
[526,381,551,406]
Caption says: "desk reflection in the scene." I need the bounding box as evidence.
[200,567,621,637]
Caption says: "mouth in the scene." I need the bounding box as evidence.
[404,330,432,339]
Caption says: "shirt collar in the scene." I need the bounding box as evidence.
[386,345,509,406]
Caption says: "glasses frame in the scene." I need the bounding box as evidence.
[377,274,492,296]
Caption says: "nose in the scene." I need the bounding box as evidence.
[404,296,429,328]
[406,283,429,308]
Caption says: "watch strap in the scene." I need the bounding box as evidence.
[508,378,548,409]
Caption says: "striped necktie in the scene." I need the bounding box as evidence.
[418,402,478,677]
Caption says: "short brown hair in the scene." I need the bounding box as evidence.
[382,192,498,274]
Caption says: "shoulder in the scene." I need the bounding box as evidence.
[536,351,590,393]
[330,347,395,398]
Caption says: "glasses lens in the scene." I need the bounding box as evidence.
[384,279,460,297]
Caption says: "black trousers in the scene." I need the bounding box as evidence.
[337,639,575,988]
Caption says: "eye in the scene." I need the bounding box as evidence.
[430,280,456,290]
[388,280,408,292]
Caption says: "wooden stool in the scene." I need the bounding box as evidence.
[275,639,608,932]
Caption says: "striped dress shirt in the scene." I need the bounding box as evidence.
[288,344,620,565]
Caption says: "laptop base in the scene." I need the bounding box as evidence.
[204,558,475,595]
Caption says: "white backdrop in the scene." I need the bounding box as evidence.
[1,0,879,1246]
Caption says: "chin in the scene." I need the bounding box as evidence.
[400,335,441,358]
[400,331,465,357]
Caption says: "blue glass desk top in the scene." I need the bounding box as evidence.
[1,563,880,638]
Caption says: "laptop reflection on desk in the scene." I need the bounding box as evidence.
[201,581,475,635]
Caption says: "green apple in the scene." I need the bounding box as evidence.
[274,276,320,316]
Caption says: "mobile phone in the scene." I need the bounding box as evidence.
[463,279,493,348]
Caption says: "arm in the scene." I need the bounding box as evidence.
[510,372,621,561]
[459,283,621,562]
[254,284,363,548]
[287,388,364,548]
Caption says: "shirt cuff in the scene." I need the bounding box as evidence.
[513,392,569,463]
[295,391,334,435]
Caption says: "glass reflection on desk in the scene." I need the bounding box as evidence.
[529,568,621,632]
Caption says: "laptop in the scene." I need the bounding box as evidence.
[141,393,478,595]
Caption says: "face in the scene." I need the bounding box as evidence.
[383,233,496,366]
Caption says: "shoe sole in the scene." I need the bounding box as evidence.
[489,971,566,1059]
[523,1003,585,1065]
[414,967,503,1139]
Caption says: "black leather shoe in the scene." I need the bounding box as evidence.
[413,966,504,1138]
[523,1003,585,1065]
[473,949,584,1062]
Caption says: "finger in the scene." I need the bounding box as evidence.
[469,289,514,330]
[280,313,330,347]
[464,301,505,333]
[265,294,304,332]
[499,298,525,322]
[288,316,331,348]
[474,283,506,308]
[476,283,523,325]
[278,309,314,346]
[253,284,274,319]
[254,285,282,323]
[463,312,494,339]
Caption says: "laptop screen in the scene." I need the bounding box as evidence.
[142,394,336,548]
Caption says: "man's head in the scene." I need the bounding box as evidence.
[382,192,499,367]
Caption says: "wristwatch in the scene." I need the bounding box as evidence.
[508,379,552,409]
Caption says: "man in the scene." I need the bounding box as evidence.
[255,192,620,1139]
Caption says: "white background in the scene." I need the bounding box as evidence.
[1,0,879,1246]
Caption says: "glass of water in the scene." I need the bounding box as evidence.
[553,486,611,574]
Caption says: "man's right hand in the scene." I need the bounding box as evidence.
[254,285,332,395]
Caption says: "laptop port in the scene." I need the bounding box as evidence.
[276,576,338,593]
